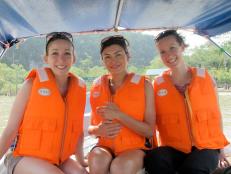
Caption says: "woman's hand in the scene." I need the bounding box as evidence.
[96,103,122,120]
[96,120,122,138]
[218,149,230,168]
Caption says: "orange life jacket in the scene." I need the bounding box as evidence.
[90,73,147,154]
[13,67,86,165]
[154,67,229,153]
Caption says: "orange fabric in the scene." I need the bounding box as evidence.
[13,68,86,165]
[154,67,229,153]
[90,73,147,155]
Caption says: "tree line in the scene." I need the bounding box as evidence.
[0,32,231,95]
[147,40,231,88]
[1,32,156,70]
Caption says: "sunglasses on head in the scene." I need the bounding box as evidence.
[155,30,177,41]
[101,35,129,46]
[46,32,73,43]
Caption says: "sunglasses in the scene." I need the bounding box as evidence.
[155,30,177,41]
[101,35,129,46]
[100,35,129,54]
[101,35,125,43]
[46,32,73,43]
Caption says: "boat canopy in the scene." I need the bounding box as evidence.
[0,0,231,52]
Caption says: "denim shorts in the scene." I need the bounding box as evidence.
[4,152,22,174]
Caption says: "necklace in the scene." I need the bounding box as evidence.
[108,74,128,94]
[170,69,192,86]
[109,78,114,87]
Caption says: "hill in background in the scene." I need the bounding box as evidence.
[1,32,156,70]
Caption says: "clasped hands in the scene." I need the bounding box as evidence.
[96,103,122,138]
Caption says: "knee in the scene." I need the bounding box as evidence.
[79,168,88,174]
[68,167,87,174]
[110,157,142,174]
[88,148,112,163]
[110,157,125,173]
[88,148,112,174]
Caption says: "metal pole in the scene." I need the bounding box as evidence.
[0,48,7,58]
[114,0,125,31]
[206,36,231,58]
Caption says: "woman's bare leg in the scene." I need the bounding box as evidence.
[14,156,64,174]
[59,158,88,174]
[88,147,113,174]
[110,149,145,174]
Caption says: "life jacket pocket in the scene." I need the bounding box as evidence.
[19,118,57,153]
[195,111,209,142]
[19,119,42,151]
[195,110,221,142]
[207,112,222,137]
[157,114,180,142]
[40,119,57,152]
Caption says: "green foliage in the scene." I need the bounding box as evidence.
[71,65,106,90]
[1,32,156,70]
[182,41,231,86]
[210,69,231,86]
[185,45,227,69]
[0,63,27,95]
[75,32,156,68]
[1,34,231,95]
[148,56,164,69]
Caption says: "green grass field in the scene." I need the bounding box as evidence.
[1,93,231,140]
[0,96,15,133]
[218,92,231,139]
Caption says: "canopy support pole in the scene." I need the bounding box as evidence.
[0,39,20,58]
[0,48,7,59]
[207,36,231,59]
[114,0,125,31]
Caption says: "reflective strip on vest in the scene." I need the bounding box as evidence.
[155,76,164,85]
[37,68,49,82]
[93,77,101,86]
[130,74,141,84]
[196,68,205,78]
[78,77,86,88]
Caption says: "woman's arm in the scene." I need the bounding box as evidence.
[0,79,33,159]
[97,79,156,138]
[213,82,230,167]
[209,72,230,167]
[75,132,88,167]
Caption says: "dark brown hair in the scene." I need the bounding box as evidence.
[45,32,74,55]
[155,30,187,46]
[100,35,130,56]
